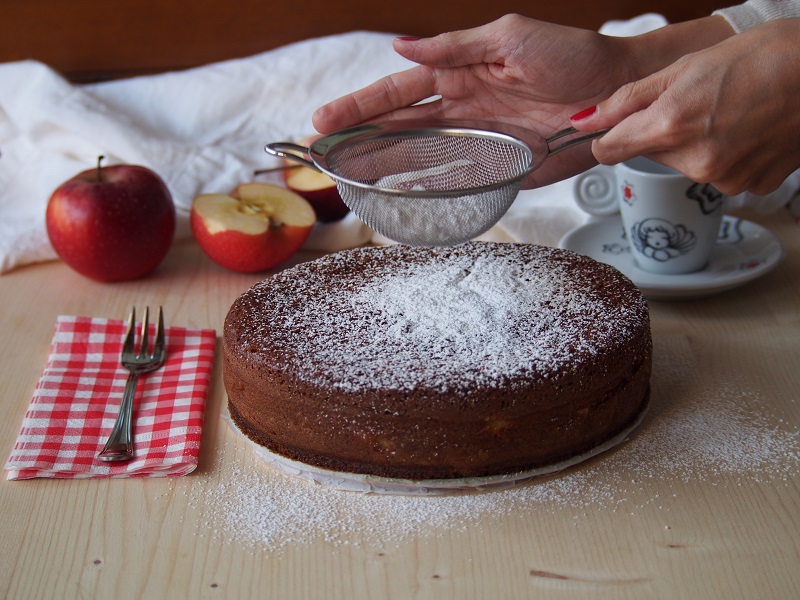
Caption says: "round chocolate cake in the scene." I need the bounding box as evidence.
[223,242,651,481]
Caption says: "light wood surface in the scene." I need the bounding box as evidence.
[0,210,798,600]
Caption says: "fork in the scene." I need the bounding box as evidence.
[97,306,167,462]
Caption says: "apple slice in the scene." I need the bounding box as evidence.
[284,166,350,222]
[281,135,350,223]
[191,182,315,272]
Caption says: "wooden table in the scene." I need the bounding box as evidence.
[1,210,798,599]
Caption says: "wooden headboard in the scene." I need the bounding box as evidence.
[1,0,732,82]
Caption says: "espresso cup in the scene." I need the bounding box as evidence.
[573,157,726,275]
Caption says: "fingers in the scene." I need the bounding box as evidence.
[393,16,510,69]
[570,73,796,195]
[312,66,436,133]
[569,72,672,160]
[314,14,539,133]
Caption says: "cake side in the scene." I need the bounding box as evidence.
[224,352,651,480]
[224,241,652,480]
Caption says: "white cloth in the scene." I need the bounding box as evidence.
[0,16,797,274]
[0,32,412,273]
[714,0,800,32]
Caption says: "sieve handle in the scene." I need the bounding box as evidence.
[545,127,609,157]
[264,142,319,170]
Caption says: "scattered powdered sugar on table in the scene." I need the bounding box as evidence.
[624,386,799,483]
[186,378,799,554]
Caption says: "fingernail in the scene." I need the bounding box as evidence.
[395,36,421,42]
[570,106,597,122]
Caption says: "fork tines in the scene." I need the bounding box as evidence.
[122,306,166,362]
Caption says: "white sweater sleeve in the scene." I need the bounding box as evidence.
[709,1,800,209]
[714,0,800,32]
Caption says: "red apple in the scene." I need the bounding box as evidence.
[46,157,176,282]
[283,136,349,222]
[190,182,315,272]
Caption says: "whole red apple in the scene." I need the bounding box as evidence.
[46,157,176,282]
[191,182,315,272]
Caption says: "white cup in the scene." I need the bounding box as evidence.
[573,157,726,274]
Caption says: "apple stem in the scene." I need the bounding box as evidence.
[97,155,105,182]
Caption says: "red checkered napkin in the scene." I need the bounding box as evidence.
[5,315,216,480]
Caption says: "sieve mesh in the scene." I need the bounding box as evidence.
[324,130,531,246]
[326,132,531,191]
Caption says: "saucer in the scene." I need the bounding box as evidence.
[558,215,785,300]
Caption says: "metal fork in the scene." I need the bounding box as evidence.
[97,306,167,462]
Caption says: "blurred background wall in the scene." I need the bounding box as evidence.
[0,0,732,81]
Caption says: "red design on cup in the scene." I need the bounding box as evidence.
[622,182,636,206]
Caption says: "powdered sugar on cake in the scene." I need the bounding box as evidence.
[233,243,647,393]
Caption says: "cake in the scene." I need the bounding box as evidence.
[223,242,651,482]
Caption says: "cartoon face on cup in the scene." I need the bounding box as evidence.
[573,157,726,275]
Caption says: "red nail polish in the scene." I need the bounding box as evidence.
[570,106,597,122]
[395,36,421,42]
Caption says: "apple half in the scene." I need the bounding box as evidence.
[191,182,315,272]
[283,166,350,222]
[281,135,349,222]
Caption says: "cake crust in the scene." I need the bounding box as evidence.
[223,242,652,480]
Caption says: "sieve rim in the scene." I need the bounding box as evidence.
[305,119,540,198]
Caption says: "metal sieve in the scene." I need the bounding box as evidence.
[266,119,603,246]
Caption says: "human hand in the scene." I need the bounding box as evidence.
[312,14,636,187]
[570,18,800,195]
